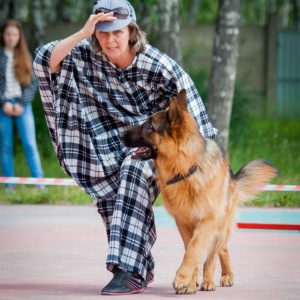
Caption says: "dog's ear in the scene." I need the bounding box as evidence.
[168,89,188,128]
[177,89,188,111]
[168,96,183,128]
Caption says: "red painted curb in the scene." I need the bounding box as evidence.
[237,222,300,231]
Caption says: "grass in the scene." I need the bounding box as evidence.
[229,119,300,207]
[0,116,299,207]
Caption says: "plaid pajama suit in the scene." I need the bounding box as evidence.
[33,39,217,280]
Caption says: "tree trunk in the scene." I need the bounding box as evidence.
[28,0,45,54]
[207,0,241,150]
[281,0,291,27]
[294,0,300,29]
[157,0,182,65]
[188,0,202,26]
[0,0,21,21]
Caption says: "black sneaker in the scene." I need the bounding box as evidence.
[101,269,147,295]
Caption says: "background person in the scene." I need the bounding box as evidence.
[33,0,217,295]
[0,19,44,193]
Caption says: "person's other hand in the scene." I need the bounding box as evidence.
[13,103,24,116]
[2,102,14,116]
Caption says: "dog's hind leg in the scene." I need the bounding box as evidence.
[201,235,227,291]
[219,243,234,287]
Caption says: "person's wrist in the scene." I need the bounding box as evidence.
[78,28,91,40]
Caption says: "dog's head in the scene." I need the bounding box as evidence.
[119,89,197,161]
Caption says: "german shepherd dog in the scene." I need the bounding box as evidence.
[119,89,278,294]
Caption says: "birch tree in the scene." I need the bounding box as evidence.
[206,0,241,150]
[156,0,182,65]
[188,0,202,25]
[28,0,45,53]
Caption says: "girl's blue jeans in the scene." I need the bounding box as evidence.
[0,98,44,188]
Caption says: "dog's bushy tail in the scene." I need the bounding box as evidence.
[234,159,279,203]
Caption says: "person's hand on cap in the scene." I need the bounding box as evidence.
[81,12,116,38]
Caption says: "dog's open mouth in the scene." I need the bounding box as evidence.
[131,147,152,160]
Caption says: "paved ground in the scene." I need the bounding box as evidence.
[0,204,300,300]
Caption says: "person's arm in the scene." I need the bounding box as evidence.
[50,12,115,73]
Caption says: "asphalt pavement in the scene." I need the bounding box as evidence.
[0,204,300,300]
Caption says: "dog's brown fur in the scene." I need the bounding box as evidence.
[120,89,278,294]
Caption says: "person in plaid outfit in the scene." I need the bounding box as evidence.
[33,0,217,295]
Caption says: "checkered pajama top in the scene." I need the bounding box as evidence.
[33,39,217,199]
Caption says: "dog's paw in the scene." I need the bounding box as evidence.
[175,286,197,294]
[173,272,191,291]
[220,273,234,287]
[175,281,198,295]
[200,280,216,291]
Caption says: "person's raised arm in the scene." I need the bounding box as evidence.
[50,12,115,73]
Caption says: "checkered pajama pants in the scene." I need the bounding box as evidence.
[94,156,159,280]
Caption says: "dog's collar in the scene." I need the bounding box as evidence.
[166,164,198,185]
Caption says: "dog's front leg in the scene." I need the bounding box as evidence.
[173,220,216,293]
[174,221,199,294]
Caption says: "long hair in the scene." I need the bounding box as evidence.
[0,19,32,87]
[91,21,147,55]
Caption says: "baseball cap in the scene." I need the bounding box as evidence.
[93,0,136,32]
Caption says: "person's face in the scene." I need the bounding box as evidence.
[95,26,131,66]
[3,25,20,50]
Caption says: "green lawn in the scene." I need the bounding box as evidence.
[229,119,300,207]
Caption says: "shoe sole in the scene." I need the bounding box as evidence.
[101,287,145,295]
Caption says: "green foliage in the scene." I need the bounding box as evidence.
[230,84,252,140]
[229,119,300,207]
[229,119,300,176]
[7,0,299,30]
[241,0,299,27]
[186,67,210,104]
[31,93,56,157]
[186,65,251,134]
[247,192,299,208]
[0,185,91,205]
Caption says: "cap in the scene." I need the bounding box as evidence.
[93,0,136,32]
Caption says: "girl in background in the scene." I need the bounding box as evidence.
[0,19,44,192]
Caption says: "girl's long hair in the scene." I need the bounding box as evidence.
[0,19,32,87]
